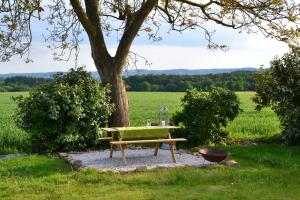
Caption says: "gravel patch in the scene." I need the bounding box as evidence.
[63,148,212,172]
[0,153,27,160]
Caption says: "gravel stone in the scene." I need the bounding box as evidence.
[65,148,212,172]
[0,153,27,160]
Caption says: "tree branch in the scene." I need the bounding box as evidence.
[115,0,159,73]
[69,0,111,68]
[84,0,101,30]
[69,0,96,35]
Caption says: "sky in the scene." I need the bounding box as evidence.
[0,10,290,74]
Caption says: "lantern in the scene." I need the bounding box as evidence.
[158,106,169,126]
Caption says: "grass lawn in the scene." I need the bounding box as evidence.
[1,144,300,199]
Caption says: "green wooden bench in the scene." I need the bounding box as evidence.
[101,126,186,165]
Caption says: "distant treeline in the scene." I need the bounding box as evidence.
[0,71,256,92]
[124,71,256,92]
[0,76,50,92]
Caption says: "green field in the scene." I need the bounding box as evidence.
[0,92,30,154]
[127,92,281,140]
[0,92,280,153]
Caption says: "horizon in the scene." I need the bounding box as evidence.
[0,67,258,75]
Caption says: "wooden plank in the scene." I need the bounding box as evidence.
[169,142,176,163]
[102,126,179,132]
[120,144,127,165]
[98,137,112,141]
[101,128,118,132]
[109,143,113,158]
[154,142,159,156]
[110,138,187,145]
[165,126,180,129]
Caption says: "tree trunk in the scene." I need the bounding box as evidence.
[98,65,130,127]
[73,0,158,128]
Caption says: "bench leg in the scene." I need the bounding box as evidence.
[119,144,127,165]
[154,142,159,156]
[169,142,176,163]
[109,143,113,158]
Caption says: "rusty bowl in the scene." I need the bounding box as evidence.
[199,148,229,163]
[150,122,160,126]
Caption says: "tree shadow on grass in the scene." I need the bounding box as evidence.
[0,154,72,178]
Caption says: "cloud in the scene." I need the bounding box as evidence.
[128,43,288,70]
[126,35,289,70]
[0,32,289,73]
[0,44,94,73]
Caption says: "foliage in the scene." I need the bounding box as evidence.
[0,71,256,92]
[173,88,241,146]
[13,68,114,152]
[125,71,256,92]
[0,76,50,92]
[253,46,300,145]
[4,76,50,86]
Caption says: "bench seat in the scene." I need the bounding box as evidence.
[110,138,186,145]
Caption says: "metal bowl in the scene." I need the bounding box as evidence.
[150,122,160,126]
[199,148,229,163]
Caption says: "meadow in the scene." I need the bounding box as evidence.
[127,92,281,141]
[0,92,30,154]
[0,91,280,154]
[1,92,300,199]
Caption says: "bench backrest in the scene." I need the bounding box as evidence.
[117,127,170,140]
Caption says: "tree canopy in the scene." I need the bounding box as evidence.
[125,71,255,92]
[1,0,300,63]
[0,71,256,92]
[253,46,300,145]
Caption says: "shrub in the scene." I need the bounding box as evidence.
[14,67,114,152]
[0,87,7,92]
[172,87,241,146]
[253,46,300,145]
